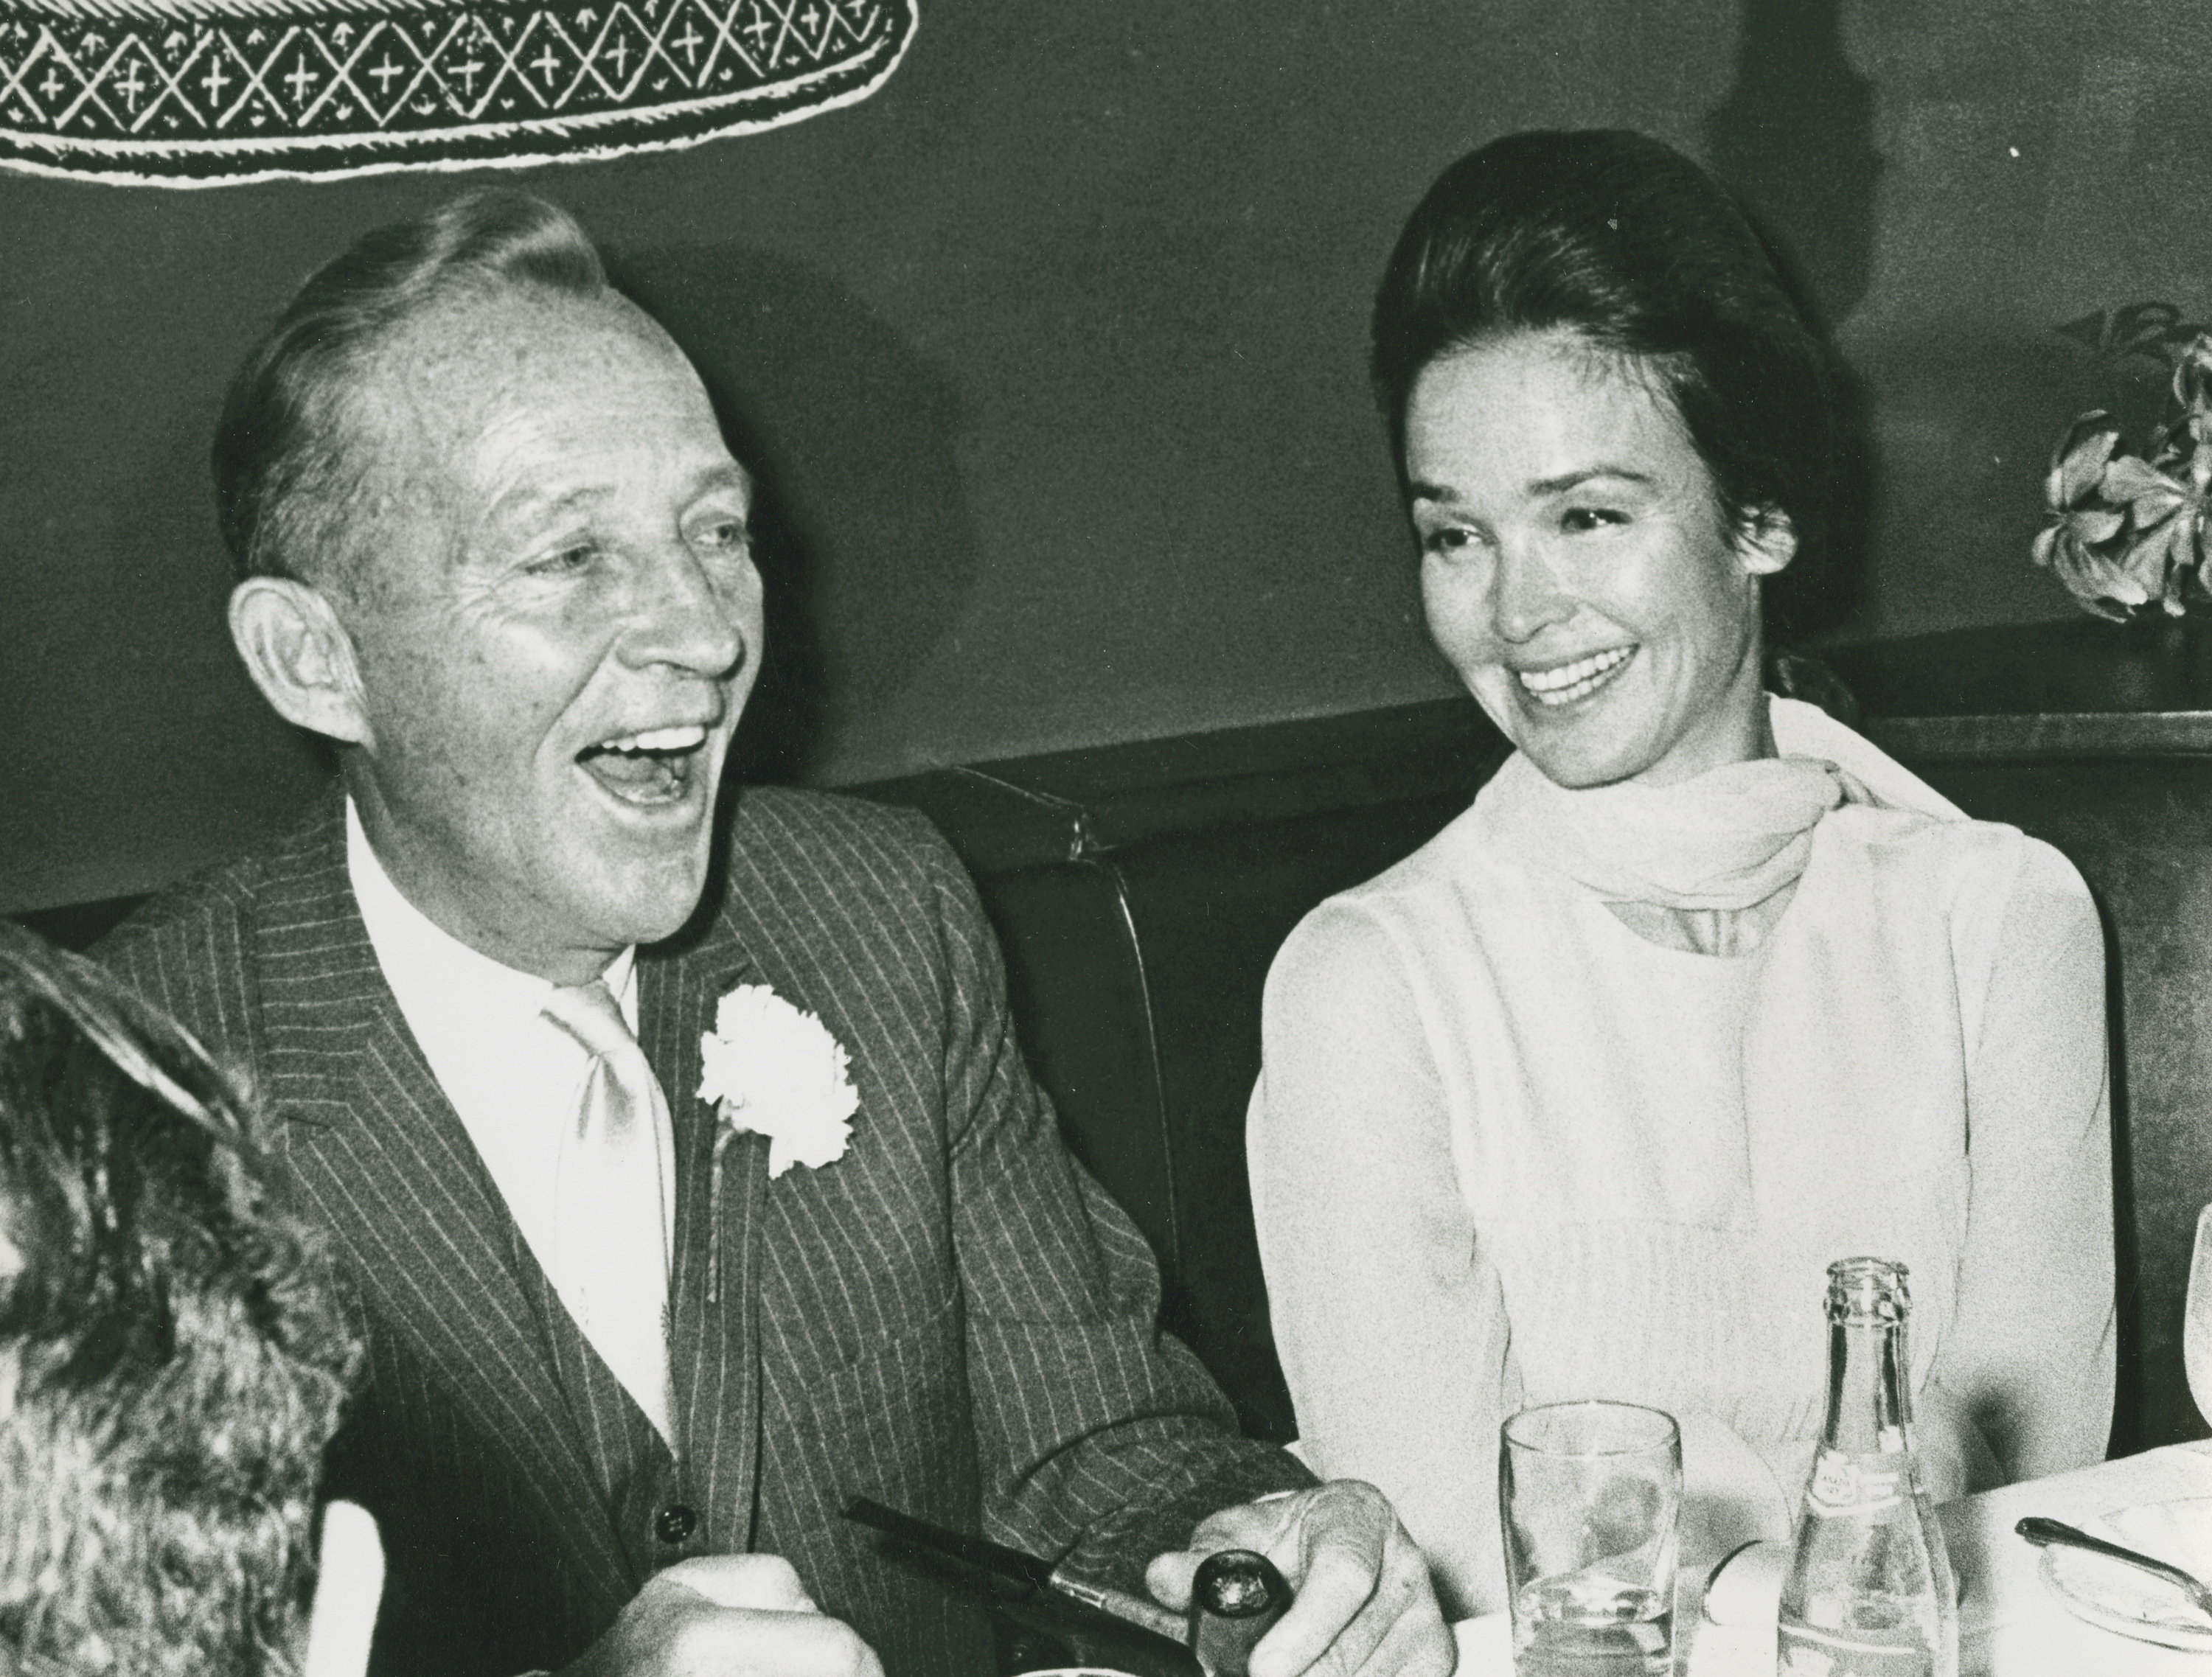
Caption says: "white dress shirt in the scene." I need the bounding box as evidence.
[346,802,677,1443]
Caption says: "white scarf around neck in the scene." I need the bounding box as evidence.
[1471,696,1962,910]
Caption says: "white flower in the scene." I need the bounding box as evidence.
[698,983,858,1181]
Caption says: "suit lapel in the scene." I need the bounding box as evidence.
[644,910,769,1547]
[252,803,633,1611]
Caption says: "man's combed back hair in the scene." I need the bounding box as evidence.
[1370,129,1845,646]
[212,188,608,585]
[0,921,359,1677]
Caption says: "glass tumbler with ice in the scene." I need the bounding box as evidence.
[1500,1400,1683,1677]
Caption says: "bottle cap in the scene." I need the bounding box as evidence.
[1824,1255,1910,1324]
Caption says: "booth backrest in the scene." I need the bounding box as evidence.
[854,702,1509,1440]
[1884,750,2211,1454]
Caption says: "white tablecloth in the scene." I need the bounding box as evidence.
[1454,1440,2212,1674]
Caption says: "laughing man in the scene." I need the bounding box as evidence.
[97,192,1453,1677]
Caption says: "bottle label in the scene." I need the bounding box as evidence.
[1778,1622,1933,1676]
[1804,1446,1905,1517]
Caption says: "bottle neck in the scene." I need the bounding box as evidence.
[1820,1314,1913,1454]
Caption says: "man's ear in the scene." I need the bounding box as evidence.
[1736,506,1798,578]
[229,577,374,747]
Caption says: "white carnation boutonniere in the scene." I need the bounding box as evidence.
[697,983,860,1300]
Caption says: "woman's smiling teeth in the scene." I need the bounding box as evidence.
[1516,646,1636,707]
[578,724,712,804]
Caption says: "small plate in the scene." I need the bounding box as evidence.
[2039,1496,2212,1650]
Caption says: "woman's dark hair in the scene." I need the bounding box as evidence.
[1371,128,1850,655]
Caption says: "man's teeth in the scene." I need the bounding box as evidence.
[1517,646,1634,706]
[578,724,712,806]
[597,725,708,753]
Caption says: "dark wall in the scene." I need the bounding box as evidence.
[3,1,2199,910]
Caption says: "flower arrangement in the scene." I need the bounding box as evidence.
[2037,306,2212,620]
[697,983,860,1300]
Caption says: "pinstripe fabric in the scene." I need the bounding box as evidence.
[101,785,1309,1677]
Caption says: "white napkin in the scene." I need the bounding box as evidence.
[302,1500,383,1677]
[1702,1540,1788,1628]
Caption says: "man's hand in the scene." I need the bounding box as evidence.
[559,1556,885,1677]
[1145,1481,1453,1677]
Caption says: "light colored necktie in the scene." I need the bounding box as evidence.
[542,979,675,1448]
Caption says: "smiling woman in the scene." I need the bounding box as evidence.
[1404,330,1791,792]
[1245,130,2120,1621]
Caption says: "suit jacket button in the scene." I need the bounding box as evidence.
[655,1505,698,1545]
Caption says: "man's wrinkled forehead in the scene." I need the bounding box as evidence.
[363,285,692,467]
[333,284,726,579]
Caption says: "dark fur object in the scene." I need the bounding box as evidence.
[0,921,359,1676]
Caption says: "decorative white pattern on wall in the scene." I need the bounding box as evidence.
[0,0,917,186]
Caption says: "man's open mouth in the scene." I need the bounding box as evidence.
[1516,646,1635,708]
[577,725,712,806]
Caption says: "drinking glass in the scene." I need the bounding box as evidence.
[2184,1203,2212,1425]
[1500,1400,1683,1677]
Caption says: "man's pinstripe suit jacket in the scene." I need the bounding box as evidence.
[100,785,1306,1677]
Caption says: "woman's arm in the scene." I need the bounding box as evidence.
[1932,839,2117,1483]
[1248,902,1516,1620]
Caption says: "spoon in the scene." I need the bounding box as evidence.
[2016,1515,2212,1621]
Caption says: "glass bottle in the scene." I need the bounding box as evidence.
[1776,1257,1958,1677]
